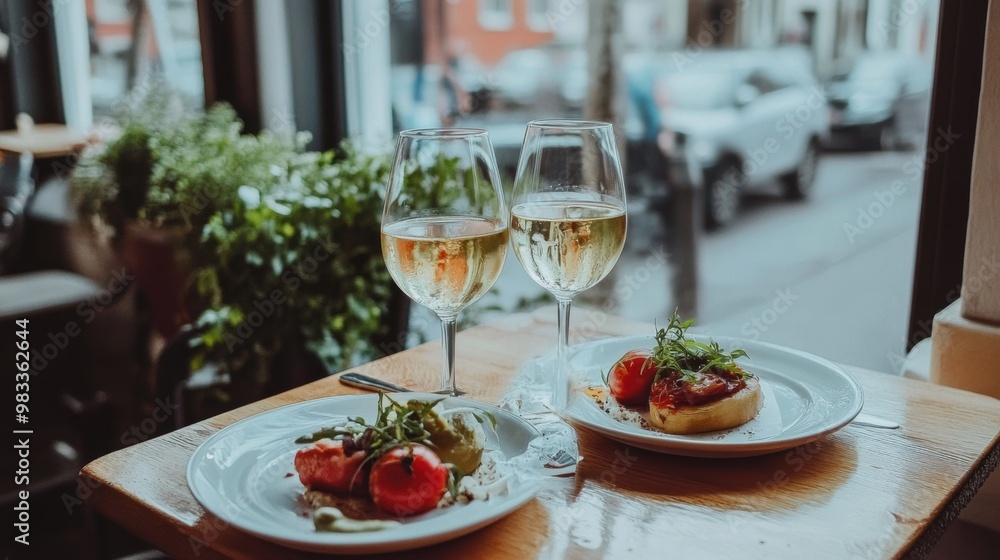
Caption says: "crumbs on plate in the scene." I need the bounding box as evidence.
[586,385,757,441]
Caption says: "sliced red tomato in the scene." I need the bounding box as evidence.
[294,439,368,495]
[369,444,448,517]
[608,349,658,405]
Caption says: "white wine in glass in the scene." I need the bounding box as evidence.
[382,216,507,316]
[510,120,627,409]
[510,199,626,296]
[381,129,508,395]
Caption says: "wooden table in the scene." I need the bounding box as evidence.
[81,310,1000,559]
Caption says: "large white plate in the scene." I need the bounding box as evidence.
[187,393,543,554]
[564,335,864,458]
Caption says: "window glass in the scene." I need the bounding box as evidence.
[87,0,203,118]
[388,0,940,373]
[526,0,551,30]
[478,0,514,30]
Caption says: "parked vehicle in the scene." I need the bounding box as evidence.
[825,51,933,151]
[648,49,829,229]
[492,48,558,107]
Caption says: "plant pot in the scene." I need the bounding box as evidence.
[120,221,196,338]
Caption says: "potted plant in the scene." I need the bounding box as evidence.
[73,90,412,409]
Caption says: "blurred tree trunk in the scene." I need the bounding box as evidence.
[125,0,149,91]
[585,0,625,159]
[583,0,626,309]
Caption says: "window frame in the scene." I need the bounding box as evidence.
[0,8,15,131]
[0,0,64,126]
[907,0,987,349]
[197,0,262,132]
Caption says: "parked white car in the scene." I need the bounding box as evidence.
[652,48,829,228]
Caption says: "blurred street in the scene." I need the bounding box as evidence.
[455,147,923,374]
[690,148,920,373]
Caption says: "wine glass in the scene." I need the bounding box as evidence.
[510,120,627,409]
[381,129,508,396]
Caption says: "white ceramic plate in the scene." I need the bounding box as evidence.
[564,335,864,458]
[187,393,543,554]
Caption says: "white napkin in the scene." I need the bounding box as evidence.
[497,357,580,476]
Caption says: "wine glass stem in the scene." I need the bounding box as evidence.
[440,316,458,395]
[555,297,573,410]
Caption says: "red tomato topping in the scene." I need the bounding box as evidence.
[608,349,658,405]
[294,439,368,495]
[649,369,746,409]
[369,444,448,517]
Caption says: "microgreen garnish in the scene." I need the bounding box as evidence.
[649,311,750,382]
[294,393,488,496]
[472,411,498,431]
[445,464,464,500]
[295,393,441,458]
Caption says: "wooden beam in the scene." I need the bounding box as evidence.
[197,0,261,133]
[962,0,1000,325]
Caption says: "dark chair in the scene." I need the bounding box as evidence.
[0,150,34,272]
[152,324,330,431]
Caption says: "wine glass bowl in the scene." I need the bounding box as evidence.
[510,119,627,409]
[381,129,508,395]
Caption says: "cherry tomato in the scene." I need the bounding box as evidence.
[369,444,448,516]
[608,349,658,405]
[294,439,368,495]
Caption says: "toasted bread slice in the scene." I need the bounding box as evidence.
[648,376,763,434]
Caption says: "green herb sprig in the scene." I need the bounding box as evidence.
[295,393,439,454]
[650,312,750,383]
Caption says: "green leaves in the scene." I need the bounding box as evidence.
[651,311,751,381]
[297,394,442,459]
[72,84,410,390]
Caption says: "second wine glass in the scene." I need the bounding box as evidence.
[510,119,627,410]
[381,129,508,396]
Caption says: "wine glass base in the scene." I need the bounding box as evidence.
[432,388,466,397]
